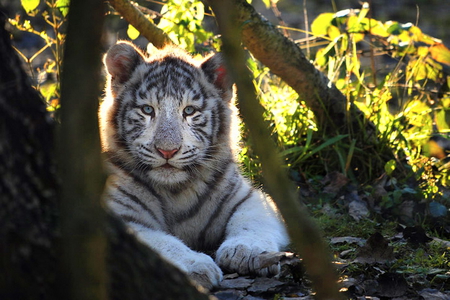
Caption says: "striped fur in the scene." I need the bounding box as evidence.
[100,41,288,289]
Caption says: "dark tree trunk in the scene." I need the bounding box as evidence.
[0,8,59,300]
[0,4,210,300]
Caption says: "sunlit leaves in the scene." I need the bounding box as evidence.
[56,0,70,17]
[429,43,450,66]
[12,0,67,114]
[127,24,140,40]
[309,1,450,191]
[157,0,213,52]
[311,13,335,37]
[21,0,40,14]
[385,160,396,176]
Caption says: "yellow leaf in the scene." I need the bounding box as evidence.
[311,13,335,37]
[127,24,140,40]
[430,43,450,66]
[327,25,341,40]
[21,0,40,13]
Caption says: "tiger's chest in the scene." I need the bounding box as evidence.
[108,169,242,251]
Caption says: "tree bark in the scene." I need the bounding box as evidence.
[57,0,108,298]
[0,7,59,300]
[1,3,211,300]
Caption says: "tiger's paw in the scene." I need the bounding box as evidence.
[215,242,281,277]
[184,253,223,290]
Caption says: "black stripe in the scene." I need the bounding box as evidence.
[216,102,228,138]
[177,153,196,161]
[110,196,139,212]
[210,109,218,143]
[120,214,156,230]
[107,154,164,211]
[116,186,161,223]
[173,159,233,223]
[217,188,255,244]
[106,155,169,230]
[197,174,243,246]
[118,102,132,138]
[192,126,209,141]
[125,125,141,136]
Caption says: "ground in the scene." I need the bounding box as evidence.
[211,172,450,300]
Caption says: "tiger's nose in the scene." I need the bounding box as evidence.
[157,148,179,159]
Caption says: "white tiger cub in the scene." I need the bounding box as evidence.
[100,41,289,289]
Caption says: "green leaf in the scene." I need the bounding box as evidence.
[127,24,140,40]
[384,159,396,176]
[294,134,349,163]
[429,201,447,218]
[386,21,402,35]
[56,0,70,17]
[21,0,40,13]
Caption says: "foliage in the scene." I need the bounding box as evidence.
[126,0,216,53]
[307,2,450,189]
[10,0,450,215]
[10,0,69,114]
[12,0,450,208]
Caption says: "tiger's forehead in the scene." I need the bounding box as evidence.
[132,56,209,106]
[130,57,211,104]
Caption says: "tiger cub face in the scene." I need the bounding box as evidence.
[100,42,234,186]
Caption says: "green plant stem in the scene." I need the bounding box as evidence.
[208,1,343,299]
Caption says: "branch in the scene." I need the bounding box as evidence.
[108,0,174,49]
[231,0,374,136]
[208,1,343,299]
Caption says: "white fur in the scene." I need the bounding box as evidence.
[100,41,289,289]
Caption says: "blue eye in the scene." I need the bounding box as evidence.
[183,106,195,117]
[141,105,154,116]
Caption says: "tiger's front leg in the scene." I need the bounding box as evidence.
[132,225,223,290]
[215,192,289,276]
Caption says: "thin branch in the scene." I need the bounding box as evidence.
[108,0,174,49]
[208,1,343,299]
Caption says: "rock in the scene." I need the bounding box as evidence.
[214,290,245,300]
[354,232,395,264]
[219,277,254,290]
[247,277,286,294]
[348,199,370,221]
[330,236,366,247]
[419,288,450,300]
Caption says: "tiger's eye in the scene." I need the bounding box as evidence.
[183,106,196,117]
[141,105,154,116]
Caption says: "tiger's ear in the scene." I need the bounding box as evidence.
[201,53,233,98]
[104,41,145,84]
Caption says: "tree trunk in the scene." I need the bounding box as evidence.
[0,7,59,300]
[57,0,108,298]
[1,3,210,300]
